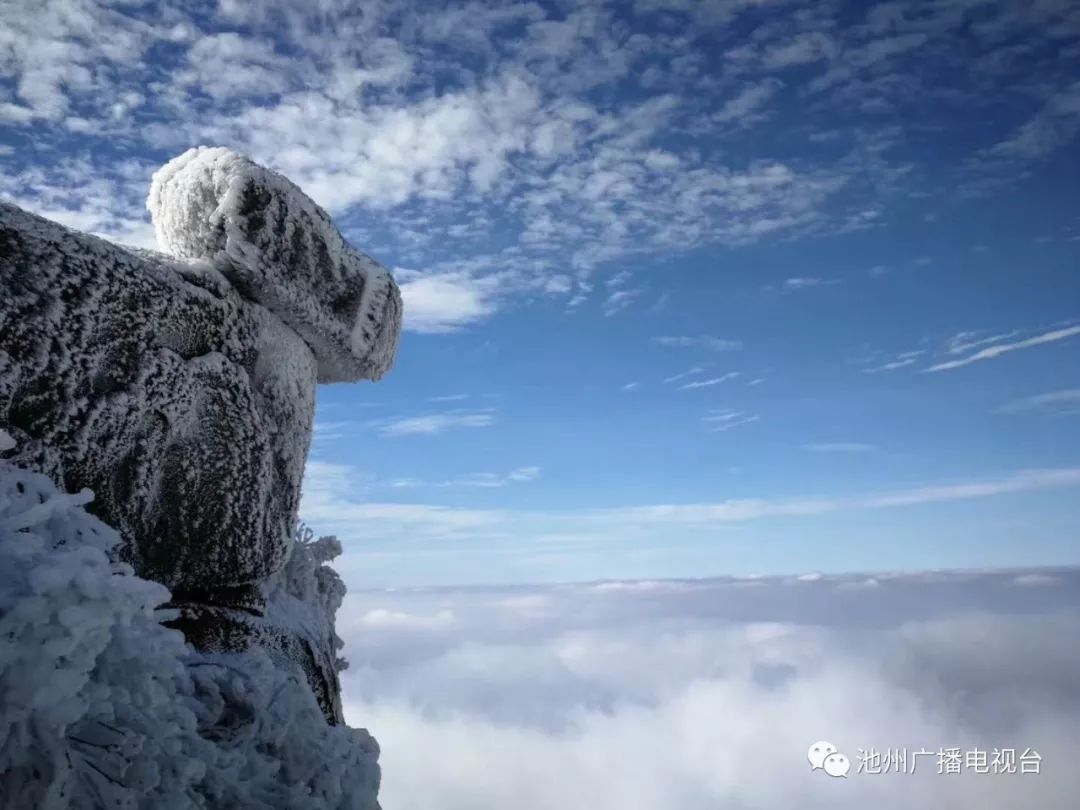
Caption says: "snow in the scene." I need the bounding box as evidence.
[0,145,406,807]
[148,147,401,384]
[259,524,351,722]
[0,198,316,601]
[1,146,403,803]
[1,146,402,734]
[0,457,381,809]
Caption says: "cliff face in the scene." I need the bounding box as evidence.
[0,148,400,744]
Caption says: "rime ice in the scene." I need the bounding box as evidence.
[148,147,400,384]
[0,146,401,789]
[0,460,381,810]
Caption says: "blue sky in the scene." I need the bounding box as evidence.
[2,0,1079,586]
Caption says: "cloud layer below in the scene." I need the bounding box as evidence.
[340,568,1080,809]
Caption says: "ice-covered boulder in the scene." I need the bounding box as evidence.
[149,147,400,384]
[0,451,381,810]
[0,148,401,726]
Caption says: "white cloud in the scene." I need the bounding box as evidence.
[589,467,1080,526]
[16,0,1035,336]
[417,1,546,52]
[679,373,742,390]
[339,570,1080,810]
[0,0,162,121]
[847,33,929,68]
[374,410,496,437]
[603,288,641,316]
[179,33,290,100]
[300,460,503,544]
[311,420,371,443]
[981,80,1080,161]
[300,462,1080,585]
[865,469,1080,507]
[927,325,1080,372]
[713,79,782,125]
[543,275,573,294]
[389,466,541,488]
[663,365,710,384]
[2,0,875,312]
[4,0,1077,324]
[654,336,743,352]
[508,466,541,482]
[864,350,925,373]
[396,272,500,333]
[999,389,1080,415]
[804,443,877,453]
[782,276,837,291]
[760,32,837,69]
[702,409,758,432]
[0,157,158,250]
[360,608,456,630]
[1013,573,1061,587]
[204,73,543,211]
[945,330,1021,355]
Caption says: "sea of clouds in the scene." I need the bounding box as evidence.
[338,568,1080,809]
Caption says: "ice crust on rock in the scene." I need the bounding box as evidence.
[0,458,381,810]
[0,200,315,601]
[149,147,401,384]
[0,146,402,735]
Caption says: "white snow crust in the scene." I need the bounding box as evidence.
[0,456,381,810]
[148,147,401,383]
[1,147,400,806]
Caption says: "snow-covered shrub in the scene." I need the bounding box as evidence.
[0,437,380,809]
[269,523,349,670]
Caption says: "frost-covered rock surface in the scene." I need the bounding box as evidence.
[0,451,381,810]
[1,199,311,604]
[0,148,401,735]
[149,147,400,384]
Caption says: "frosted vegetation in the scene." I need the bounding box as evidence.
[0,430,380,810]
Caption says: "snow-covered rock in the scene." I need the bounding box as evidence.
[1,199,312,602]
[149,147,400,384]
[0,458,380,810]
[0,148,401,729]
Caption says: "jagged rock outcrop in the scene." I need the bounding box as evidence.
[0,147,401,725]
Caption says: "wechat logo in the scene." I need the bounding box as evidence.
[808,741,850,778]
